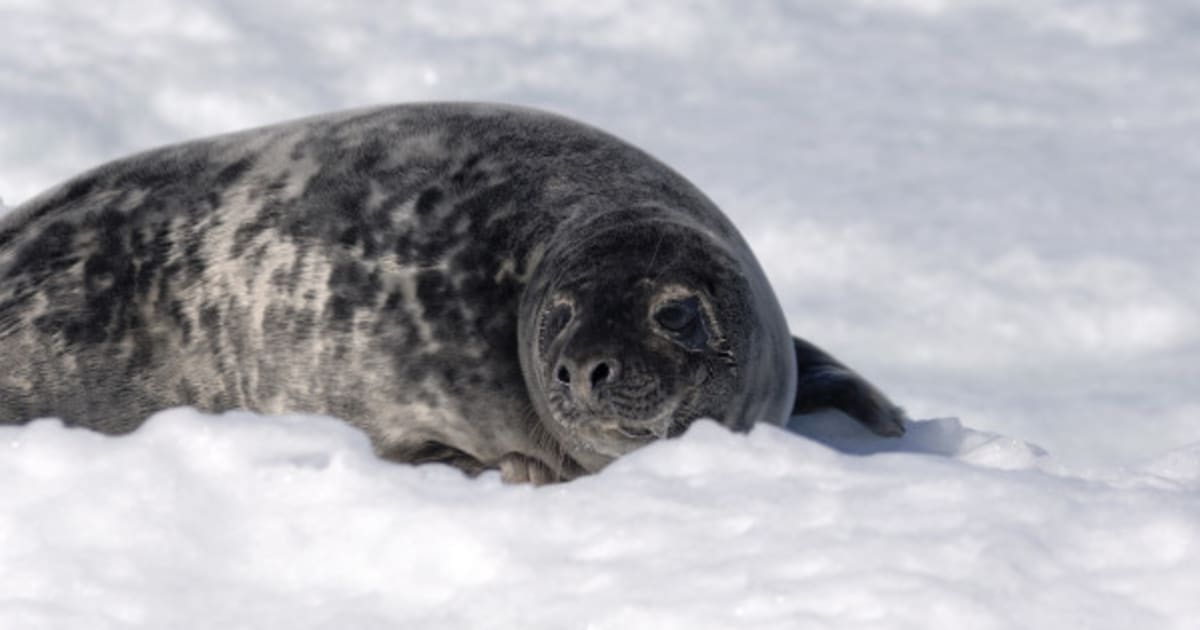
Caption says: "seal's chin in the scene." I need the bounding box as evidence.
[570,424,656,459]
[550,402,686,460]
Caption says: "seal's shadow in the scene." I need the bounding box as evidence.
[787,410,1048,462]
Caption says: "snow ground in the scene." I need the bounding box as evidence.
[1,2,1199,627]
[2,408,1197,630]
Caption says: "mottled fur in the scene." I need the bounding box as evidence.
[0,103,903,483]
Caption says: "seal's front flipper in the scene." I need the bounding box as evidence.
[792,336,906,437]
[385,440,491,477]
[496,453,560,485]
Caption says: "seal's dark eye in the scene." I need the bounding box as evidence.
[653,296,709,350]
[654,298,699,332]
[545,303,573,339]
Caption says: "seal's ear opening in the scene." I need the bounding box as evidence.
[791,336,906,437]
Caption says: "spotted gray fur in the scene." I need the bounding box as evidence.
[0,103,905,483]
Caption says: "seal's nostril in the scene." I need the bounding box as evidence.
[589,362,611,389]
[556,365,571,385]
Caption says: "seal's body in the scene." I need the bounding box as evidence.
[0,104,904,482]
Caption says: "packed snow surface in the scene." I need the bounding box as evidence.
[2,409,1197,629]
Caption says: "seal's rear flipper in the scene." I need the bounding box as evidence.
[791,336,906,437]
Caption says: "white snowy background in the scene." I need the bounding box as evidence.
[1,1,1197,628]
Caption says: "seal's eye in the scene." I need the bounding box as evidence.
[654,297,708,349]
[655,300,698,332]
[544,303,573,340]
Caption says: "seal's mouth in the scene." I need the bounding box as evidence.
[551,399,687,458]
[606,412,690,441]
[612,424,658,440]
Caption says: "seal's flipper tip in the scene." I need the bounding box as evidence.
[790,336,906,439]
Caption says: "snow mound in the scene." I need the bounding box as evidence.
[2,408,1196,629]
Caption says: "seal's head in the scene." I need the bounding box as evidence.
[518,207,796,473]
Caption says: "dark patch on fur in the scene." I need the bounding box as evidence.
[167,299,192,345]
[415,187,443,216]
[215,157,255,189]
[7,220,79,279]
[325,260,381,323]
[57,175,101,207]
[111,152,209,192]
[200,304,221,336]
[415,270,452,321]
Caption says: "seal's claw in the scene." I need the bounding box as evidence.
[497,453,559,485]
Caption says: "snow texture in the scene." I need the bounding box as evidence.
[2,409,1198,629]
[1,1,1199,627]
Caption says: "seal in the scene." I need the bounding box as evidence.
[0,103,905,483]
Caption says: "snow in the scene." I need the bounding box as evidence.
[2,1,1199,627]
[1,409,1196,629]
